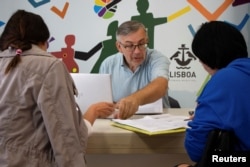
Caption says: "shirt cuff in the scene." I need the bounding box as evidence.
[84,119,93,136]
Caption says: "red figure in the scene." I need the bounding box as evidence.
[51,35,79,73]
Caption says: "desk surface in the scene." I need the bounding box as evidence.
[87,108,193,154]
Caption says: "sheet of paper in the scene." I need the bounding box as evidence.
[136,98,163,114]
[112,114,189,133]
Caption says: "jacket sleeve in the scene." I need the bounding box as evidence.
[37,60,88,167]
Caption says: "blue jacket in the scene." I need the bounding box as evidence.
[185,58,250,162]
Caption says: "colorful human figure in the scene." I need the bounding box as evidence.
[51,35,79,73]
[131,0,166,49]
[131,0,190,49]
[90,20,118,73]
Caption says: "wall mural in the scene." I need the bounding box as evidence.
[1,0,249,107]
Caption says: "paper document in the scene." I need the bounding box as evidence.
[136,98,163,114]
[112,114,189,135]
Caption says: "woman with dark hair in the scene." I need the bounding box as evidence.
[176,21,250,167]
[0,10,114,166]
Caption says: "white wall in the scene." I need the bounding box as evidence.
[1,0,249,108]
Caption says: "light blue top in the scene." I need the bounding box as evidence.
[99,48,170,107]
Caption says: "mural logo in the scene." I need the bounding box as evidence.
[170,44,196,69]
[28,0,50,8]
[170,44,197,79]
[94,0,121,19]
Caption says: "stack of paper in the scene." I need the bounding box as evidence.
[111,114,190,135]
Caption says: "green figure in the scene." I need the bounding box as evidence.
[91,20,118,73]
[131,0,167,49]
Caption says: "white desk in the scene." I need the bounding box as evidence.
[86,108,194,167]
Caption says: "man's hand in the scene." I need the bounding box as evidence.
[115,96,139,119]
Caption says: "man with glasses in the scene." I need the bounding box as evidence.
[99,20,170,119]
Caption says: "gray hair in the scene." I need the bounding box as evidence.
[116,20,148,41]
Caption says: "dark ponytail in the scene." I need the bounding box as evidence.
[0,10,50,74]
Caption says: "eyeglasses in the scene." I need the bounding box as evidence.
[119,42,148,52]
